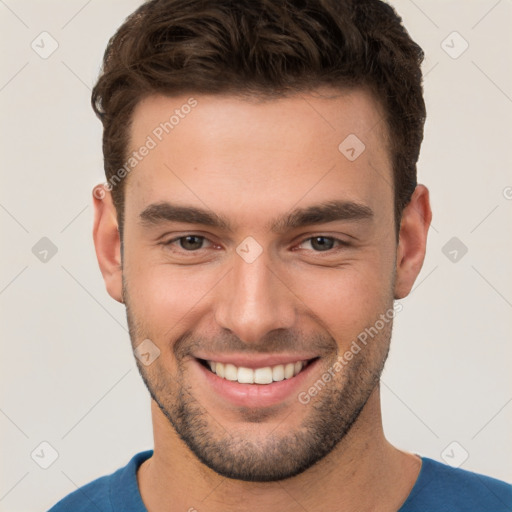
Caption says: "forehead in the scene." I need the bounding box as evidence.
[124,89,392,230]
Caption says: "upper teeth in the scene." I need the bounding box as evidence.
[208,360,305,385]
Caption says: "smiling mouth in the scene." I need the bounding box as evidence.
[197,358,318,385]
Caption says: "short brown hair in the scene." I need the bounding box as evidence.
[92,0,425,237]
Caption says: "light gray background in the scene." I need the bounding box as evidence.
[1,1,511,511]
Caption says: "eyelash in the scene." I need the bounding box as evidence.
[162,234,350,255]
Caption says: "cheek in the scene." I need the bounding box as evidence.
[125,260,223,337]
[291,254,394,341]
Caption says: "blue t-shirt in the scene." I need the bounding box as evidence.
[48,450,512,511]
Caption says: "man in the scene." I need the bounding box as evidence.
[49,0,512,510]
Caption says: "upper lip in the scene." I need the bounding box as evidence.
[193,354,318,369]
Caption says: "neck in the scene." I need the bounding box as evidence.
[137,387,421,512]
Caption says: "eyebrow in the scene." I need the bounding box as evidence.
[139,199,373,233]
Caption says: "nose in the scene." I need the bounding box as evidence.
[214,249,296,344]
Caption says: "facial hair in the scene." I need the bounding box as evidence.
[124,280,393,482]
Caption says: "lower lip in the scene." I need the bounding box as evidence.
[193,358,319,408]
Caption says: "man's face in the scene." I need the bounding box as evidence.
[121,89,398,481]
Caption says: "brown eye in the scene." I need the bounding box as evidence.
[309,236,335,251]
[177,235,205,251]
[296,236,350,254]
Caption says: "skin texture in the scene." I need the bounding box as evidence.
[93,88,431,511]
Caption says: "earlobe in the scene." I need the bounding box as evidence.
[393,185,432,299]
[92,184,124,303]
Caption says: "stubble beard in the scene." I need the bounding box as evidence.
[124,283,393,482]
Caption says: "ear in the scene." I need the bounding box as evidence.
[92,184,124,303]
[394,184,432,299]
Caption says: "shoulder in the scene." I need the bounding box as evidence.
[47,472,113,512]
[47,450,153,512]
[400,457,512,512]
